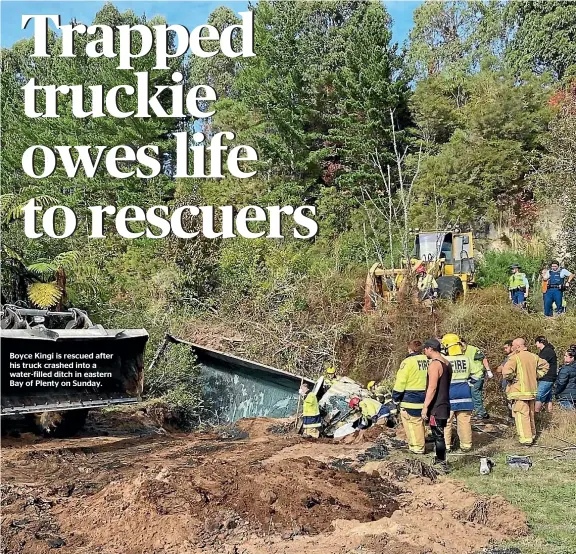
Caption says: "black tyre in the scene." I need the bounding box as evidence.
[437,276,464,301]
[36,409,89,437]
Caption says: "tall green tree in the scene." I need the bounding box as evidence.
[410,70,552,228]
[505,0,576,81]
[407,0,504,80]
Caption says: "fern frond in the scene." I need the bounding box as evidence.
[28,282,62,308]
[27,261,58,276]
[52,250,80,271]
[1,244,25,263]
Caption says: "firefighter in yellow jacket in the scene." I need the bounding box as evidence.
[299,383,321,439]
[502,338,549,445]
[392,340,429,454]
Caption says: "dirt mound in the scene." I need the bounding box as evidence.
[58,455,400,553]
[1,414,530,554]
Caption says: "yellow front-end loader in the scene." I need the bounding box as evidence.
[364,230,476,311]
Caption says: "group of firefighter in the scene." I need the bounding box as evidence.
[300,335,576,473]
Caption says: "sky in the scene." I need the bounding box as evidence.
[0,1,423,48]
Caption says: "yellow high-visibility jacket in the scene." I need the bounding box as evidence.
[392,354,429,416]
[302,392,321,428]
[464,344,485,378]
[502,351,549,400]
[359,397,382,418]
[324,374,339,387]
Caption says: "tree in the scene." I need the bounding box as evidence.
[410,70,552,228]
[505,0,576,81]
[407,0,504,81]
[535,84,576,260]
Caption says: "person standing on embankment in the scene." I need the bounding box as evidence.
[542,260,573,317]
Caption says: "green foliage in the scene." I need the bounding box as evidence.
[145,343,203,428]
[407,0,504,80]
[534,86,576,261]
[410,70,552,228]
[475,250,545,288]
[505,0,576,80]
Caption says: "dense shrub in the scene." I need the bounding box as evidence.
[476,251,546,288]
[144,343,204,428]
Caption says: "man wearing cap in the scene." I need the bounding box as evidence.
[508,264,529,307]
[422,338,452,472]
[542,260,573,317]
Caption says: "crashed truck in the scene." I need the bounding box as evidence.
[1,305,148,436]
[150,335,396,438]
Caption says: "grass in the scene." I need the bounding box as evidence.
[448,410,576,554]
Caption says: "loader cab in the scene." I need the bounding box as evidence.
[413,231,475,279]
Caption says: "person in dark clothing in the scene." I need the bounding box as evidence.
[555,348,576,410]
[535,336,558,413]
[495,340,515,419]
[422,338,452,473]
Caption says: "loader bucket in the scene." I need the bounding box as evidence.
[1,327,148,415]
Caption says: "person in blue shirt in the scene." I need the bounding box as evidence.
[542,260,573,317]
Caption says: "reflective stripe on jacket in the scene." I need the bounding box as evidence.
[502,351,549,400]
[465,344,485,378]
[392,354,429,416]
[446,354,474,412]
[302,392,321,428]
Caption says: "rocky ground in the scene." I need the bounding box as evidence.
[1,411,528,554]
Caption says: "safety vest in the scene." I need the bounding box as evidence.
[302,392,321,428]
[464,345,485,378]
[359,397,382,418]
[392,354,429,416]
[508,272,527,290]
[548,270,564,288]
[324,374,339,387]
[446,354,474,412]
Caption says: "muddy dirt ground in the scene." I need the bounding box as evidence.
[1,411,528,554]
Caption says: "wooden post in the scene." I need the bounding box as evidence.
[294,377,304,432]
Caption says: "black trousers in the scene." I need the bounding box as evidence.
[430,418,448,462]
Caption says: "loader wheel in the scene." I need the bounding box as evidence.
[36,409,89,437]
[437,276,464,301]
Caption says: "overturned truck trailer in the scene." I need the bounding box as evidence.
[153,335,314,423]
[1,306,148,435]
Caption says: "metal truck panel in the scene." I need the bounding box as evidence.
[165,336,314,423]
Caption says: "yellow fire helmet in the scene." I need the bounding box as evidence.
[367,380,376,391]
[325,366,336,375]
[441,333,463,356]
